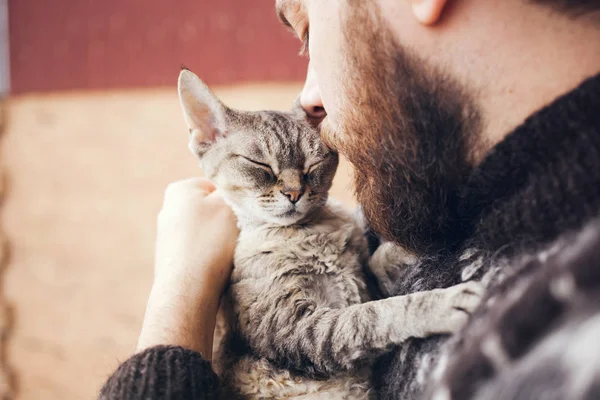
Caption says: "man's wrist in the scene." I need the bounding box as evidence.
[136,279,221,359]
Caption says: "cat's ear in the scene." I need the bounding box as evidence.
[178,69,228,150]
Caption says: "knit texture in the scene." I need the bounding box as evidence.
[375,74,600,399]
[99,346,218,400]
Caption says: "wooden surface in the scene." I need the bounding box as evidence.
[8,0,308,93]
[2,86,354,399]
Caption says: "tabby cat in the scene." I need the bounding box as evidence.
[177,69,483,400]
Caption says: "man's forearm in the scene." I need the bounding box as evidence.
[137,279,220,360]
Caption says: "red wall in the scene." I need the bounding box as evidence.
[8,0,307,94]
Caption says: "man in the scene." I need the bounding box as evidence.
[100,0,600,399]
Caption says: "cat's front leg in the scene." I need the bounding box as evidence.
[369,242,419,297]
[236,281,484,377]
[406,281,486,335]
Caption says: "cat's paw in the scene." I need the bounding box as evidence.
[427,281,485,335]
[369,242,418,297]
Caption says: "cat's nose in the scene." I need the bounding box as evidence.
[281,189,304,204]
[300,62,327,124]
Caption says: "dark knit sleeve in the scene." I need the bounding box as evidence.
[99,345,219,400]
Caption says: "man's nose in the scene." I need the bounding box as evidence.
[300,62,327,122]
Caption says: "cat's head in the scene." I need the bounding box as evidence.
[177,69,339,226]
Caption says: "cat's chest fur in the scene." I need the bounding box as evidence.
[232,200,370,308]
[214,201,374,399]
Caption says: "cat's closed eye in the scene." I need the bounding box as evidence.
[306,159,326,175]
[304,154,338,188]
[235,155,276,182]
[236,155,272,171]
[306,153,337,174]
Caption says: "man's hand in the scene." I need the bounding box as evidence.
[136,178,239,360]
[154,178,239,292]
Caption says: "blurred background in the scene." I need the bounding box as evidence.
[0,1,354,398]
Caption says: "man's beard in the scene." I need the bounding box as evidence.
[321,4,482,255]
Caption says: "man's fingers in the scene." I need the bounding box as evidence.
[206,188,225,201]
[195,178,217,193]
[164,177,217,199]
[182,177,217,193]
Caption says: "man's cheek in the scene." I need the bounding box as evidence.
[312,53,346,140]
